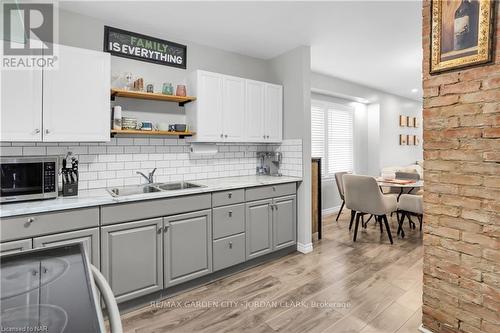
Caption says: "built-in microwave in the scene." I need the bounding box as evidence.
[0,156,59,203]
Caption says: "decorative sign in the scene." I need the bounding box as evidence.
[104,26,186,69]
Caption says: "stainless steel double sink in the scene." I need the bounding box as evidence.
[107,181,205,197]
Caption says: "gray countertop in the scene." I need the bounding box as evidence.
[0,175,302,218]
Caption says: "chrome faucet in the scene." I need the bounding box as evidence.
[136,168,157,184]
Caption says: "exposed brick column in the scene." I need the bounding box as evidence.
[421,1,500,332]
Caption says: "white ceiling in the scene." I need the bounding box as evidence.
[59,1,423,100]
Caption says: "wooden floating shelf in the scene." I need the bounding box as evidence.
[110,88,196,106]
[110,129,194,138]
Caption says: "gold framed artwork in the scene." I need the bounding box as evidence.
[430,0,495,73]
[399,115,407,127]
[408,135,415,145]
[400,134,408,145]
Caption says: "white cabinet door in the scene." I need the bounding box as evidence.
[42,44,110,142]
[244,80,265,142]
[265,84,282,142]
[222,76,245,142]
[196,71,223,142]
[1,42,43,141]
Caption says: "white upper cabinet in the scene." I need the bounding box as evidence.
[186,71,223,142]
[0,42,110,142]
[1,42,43,142]
[244,80,266,142]
[264,84,283,142]
[43,44,110,142]
[222,75,245,142]
[186,70,282,143]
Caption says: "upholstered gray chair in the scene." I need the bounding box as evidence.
[334,172,348,221]
[397,194,423,238]
[343,174,397,244]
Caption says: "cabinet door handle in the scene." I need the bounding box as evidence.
[34,129,40,134]
[224,134,228,138]
[229,242,233,249]
[275,205,279,211]
[158,228,163,234]
[164,225,170,232]
[270,205,274,210]
[272,186,276,191]
[228,211,232,217]
[220,134,224,138]
[263,135,266,139]
[45,129,50,134]
[228,192,232,199]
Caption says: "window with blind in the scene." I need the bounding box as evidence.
[311,101,354,178]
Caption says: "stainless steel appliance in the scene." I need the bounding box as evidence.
[0,156,59,203]
[256,152,282,177]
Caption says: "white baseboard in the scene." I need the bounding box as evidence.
[322,205,341,217]
[297,242,313,254]
[418,324,435,333]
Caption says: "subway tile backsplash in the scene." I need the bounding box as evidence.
[1,139,302,190]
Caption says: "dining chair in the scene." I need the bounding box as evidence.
[397,194,423,238]
[334,172,348,221]
[343,174,397,244]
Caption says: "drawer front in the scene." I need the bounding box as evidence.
[212,189,244,207]
[33,228,100,269]
[213,204,245,239]
[1,208,99,242]
[0,239,32,255]
[245,183,296,202]
[213,233,245,271]
[101,194,211,225]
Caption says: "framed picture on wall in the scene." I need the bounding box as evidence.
[408,117,416,127]
[408,135,415,145]
[399,115,407,127]
[430,0,495,73]
[400,134,408,145]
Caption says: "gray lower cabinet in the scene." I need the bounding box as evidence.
[245,199,273,259]
[0,238,32,255]
[212,204,245,239]
[33,228,100,268]
[213,233,246,271]
[101,218,163,303]
[273,195,297,250]
[164,209,212,287]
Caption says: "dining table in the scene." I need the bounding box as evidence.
[376,178,424,201]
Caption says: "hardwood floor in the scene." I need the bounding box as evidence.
[121,211,423,333]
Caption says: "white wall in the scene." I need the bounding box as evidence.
[58,9,278,126]
[311,72,422,212]
[269,46,312,253]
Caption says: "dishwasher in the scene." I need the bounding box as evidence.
[0,243,122,333]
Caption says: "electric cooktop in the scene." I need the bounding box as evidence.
[0,244,104,333]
